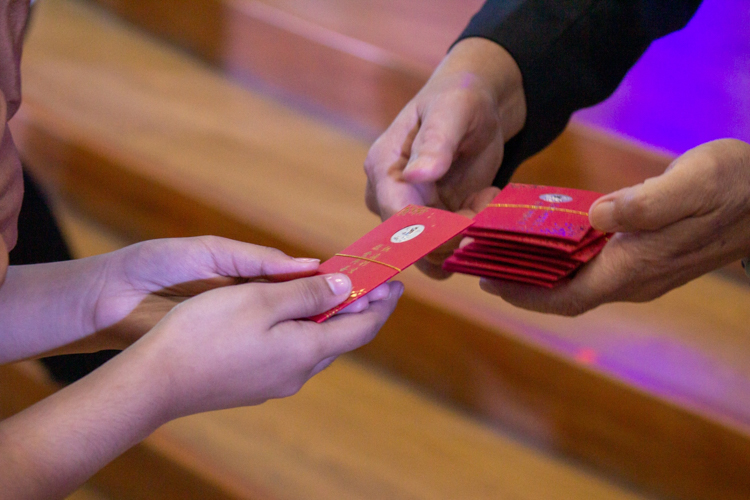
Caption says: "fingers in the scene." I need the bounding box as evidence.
[261,273,353,323]
[302,281,403,359]
[364,108,424,219]
[196,237,321,280]
[338,282,392,314]
[589,147,713,233]
[402,99,470,183]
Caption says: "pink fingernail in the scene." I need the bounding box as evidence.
[294,257,320,263]
[325,274,351,295]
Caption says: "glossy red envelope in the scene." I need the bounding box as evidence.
[442,259,557,288]
[310,205,473,322]
[464,226,605,254]
[472,184,604,243]
[570,234,610,263]
[462,242,579,269]
[452,248,573,276]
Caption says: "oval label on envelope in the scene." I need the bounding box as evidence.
[391,224,425,243]
[539,193,573,203]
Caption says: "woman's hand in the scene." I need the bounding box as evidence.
[131,271,403,418]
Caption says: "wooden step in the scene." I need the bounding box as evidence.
[84,0,748,283]
[18,182,647,500]
[11,1,750,499]
[90,0,484,133]
[1,359,650,500]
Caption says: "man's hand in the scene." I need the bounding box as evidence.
[364,38,525,277]
[480,139,750,316]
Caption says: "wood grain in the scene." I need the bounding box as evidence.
[11,1,750,499]
[0,360,651,500]
[91,0,467,132]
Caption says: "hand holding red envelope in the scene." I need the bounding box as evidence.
[310,205,473,322]
[443,184,612,288]
[312,185,610,321]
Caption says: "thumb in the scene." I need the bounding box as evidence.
[262,273,353,323]
[589,157,704,233]
[402,102,469,183]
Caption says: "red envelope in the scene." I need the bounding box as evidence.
[310,205,473,322]
[570,234,611,263]
[464,226,605,254]
[453,248,573,276]
[462,242,579,269]
[472,184,604,242]
[442,259,557,288]
[444,184,612,287]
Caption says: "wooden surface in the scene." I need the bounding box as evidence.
[0,358,651,500]
[38,187,650,500]
[91,0,480,132]
[67,488,110,500]
[12,1,750,499]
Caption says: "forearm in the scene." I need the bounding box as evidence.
[0,257,106,363]
[0,345,169,499]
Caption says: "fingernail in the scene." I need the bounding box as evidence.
[294,257,320,263]
[325,274,351,295]
[397,284,405,298]
[589,200,617,232]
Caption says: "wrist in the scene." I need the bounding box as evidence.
[440,37,526,140]
[112,336,179,427]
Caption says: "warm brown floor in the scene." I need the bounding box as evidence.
[9,1,750,499]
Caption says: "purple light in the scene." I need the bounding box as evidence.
[574,0,750,155]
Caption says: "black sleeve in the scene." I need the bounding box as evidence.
[455,0,703,187]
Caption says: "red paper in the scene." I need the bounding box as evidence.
[310,205,473,322]
[453,248,573,276]
[444,184,612,287]
[472,184,604,242]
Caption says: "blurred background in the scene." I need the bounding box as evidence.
[1,1,749,499]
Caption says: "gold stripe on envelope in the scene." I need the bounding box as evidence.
[335,253,403,272]
[487,203,589,217]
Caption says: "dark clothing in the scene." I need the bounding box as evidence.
[456,0,703,187]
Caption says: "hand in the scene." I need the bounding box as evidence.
[133,271,403,418]
[89,236,394,349]
[86,236,319,349]
[480,139,750,316]
[364,37,526,277]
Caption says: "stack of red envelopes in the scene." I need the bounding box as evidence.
[443,184,611,288]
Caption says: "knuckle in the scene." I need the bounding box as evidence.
[251,284,276,313]
[617,188,650,226]
[293,278,327,311]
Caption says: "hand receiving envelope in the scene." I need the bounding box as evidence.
[311,205,473,322]
[443,184,611,287]
[313,184,610,321]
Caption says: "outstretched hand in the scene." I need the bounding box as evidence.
[480,139,750,316]
[89,236,391,349]
[364,38,525,277]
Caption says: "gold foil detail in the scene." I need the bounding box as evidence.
[487,203,589,217]
[335,253,402,273]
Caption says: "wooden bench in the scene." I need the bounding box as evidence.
[1,357,650,500]
[9,1,750,499]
